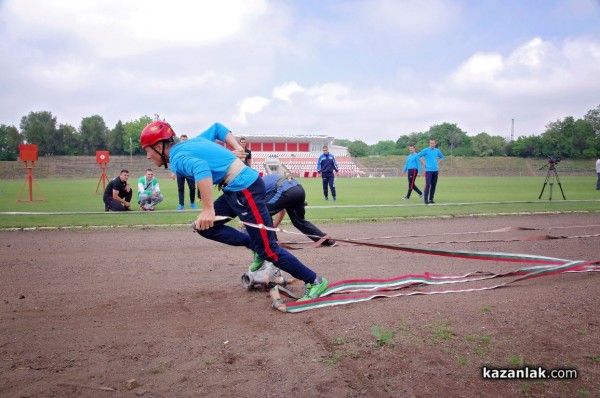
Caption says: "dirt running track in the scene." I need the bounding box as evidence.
[1,213,599,398]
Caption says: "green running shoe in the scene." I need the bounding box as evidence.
[249,251,265,272]
[297,276,328,301]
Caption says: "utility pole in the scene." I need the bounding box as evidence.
[129,137,133,169]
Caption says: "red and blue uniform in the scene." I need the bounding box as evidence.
[402,153,423,199]
[169,123,318,284]
[263,173,329,243]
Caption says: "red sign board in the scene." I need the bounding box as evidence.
[96,151,110,164]
[19,144,38,161]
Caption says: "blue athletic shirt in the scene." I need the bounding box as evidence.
[317,153,339,174]
[169,123,259,192]
[417,147,444,172]
[403,153,423,173]
[262,173,299,204]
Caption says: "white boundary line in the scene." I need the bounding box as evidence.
[1,199,599,216]
[1,210,599,232]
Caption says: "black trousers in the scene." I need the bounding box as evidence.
[321,174,336,199]
[104,188,132,211]
[268,185,326,242]
[177,174,196,205]
[405,169,423,198]
[423,171,439,202]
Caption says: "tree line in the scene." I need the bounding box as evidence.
[0,112,154,161]
[1,106,599,161]
[341,104,600,159]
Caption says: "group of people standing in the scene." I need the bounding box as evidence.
[401,139,445,205]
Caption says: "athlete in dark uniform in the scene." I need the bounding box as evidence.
[400,144,423,200]
[103,169,132,211]
[263,173,336,246]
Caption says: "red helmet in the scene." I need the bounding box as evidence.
[140,121,175,148]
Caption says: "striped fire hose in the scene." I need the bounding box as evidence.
[195,218,600,313]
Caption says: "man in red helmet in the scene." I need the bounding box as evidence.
[139,121,328,302]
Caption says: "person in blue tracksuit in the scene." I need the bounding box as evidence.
[139,121,328,301]
[417,138,444,205]
[400,144,423,200]
[316,145,339,201]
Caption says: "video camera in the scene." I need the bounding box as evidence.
[547,156,561,164]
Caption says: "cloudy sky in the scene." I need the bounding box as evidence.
[1,0,599,144]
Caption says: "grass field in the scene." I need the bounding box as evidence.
[0,176,598,229]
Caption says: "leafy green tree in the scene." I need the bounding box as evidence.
[450,135,473,156]
[504,140,515,157]
[347,140,369,157]
[512,135,544,158]
[19,111,58,155]
[542,116,595,158]
[334,139,352,147]
[123,115,153,155]
[583,104,600,135]
[542,118,573,157]
[582,133,600,158]
[0,124,22,160]
[58,124,82,155]
[396,132,428,151]
[370,140,402,156]
[425,123,471,155]
[571,119,594,157]
[80,115,109,155]
[108,121,126,155]
[471,133,506,156]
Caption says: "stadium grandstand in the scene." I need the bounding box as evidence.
[225,134,364,177]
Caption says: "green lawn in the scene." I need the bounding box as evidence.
[0,176,598,229]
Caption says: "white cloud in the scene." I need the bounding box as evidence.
[450,52,505,86]
[272,82,305,102]
[508,37,547,67]
[236,96,271,124]
[2,0,269,57]
[227,34,600,142]
[1,1,599,145]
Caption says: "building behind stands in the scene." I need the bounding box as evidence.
[233,134,364,177]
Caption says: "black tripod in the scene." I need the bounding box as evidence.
[538,161,565,200]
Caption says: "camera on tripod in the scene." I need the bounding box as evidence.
[547,156,561,165]
[539,155,566,200]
